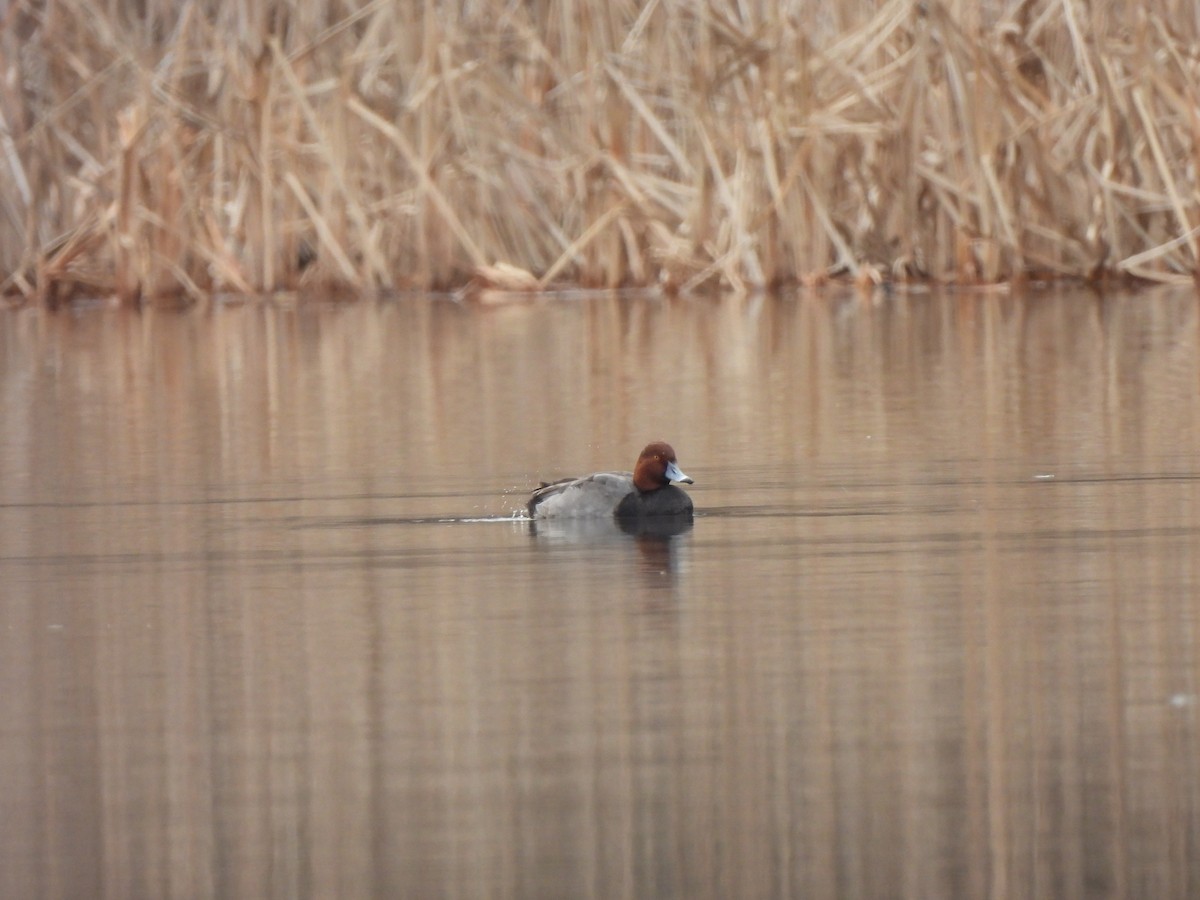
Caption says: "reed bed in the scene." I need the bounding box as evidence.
[2,0,1198,302]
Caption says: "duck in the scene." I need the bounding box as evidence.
[528,441,694,519]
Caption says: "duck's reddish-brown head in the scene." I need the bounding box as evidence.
[632,441,694,492]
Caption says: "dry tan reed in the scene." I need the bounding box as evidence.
[2,0,1199,302]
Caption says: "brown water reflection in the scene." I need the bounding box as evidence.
[1,287,1199,899]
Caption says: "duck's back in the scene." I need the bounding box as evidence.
[528,472,635,519]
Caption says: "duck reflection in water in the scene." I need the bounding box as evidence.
[527,514,693,589]
[528,513,693,541]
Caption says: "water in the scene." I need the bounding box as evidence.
[1,287,1198,898]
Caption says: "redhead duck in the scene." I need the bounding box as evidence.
[528,441,694,519]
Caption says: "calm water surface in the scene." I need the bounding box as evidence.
[1,287,1199,899]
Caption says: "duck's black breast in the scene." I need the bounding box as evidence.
[614,485,693,518]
